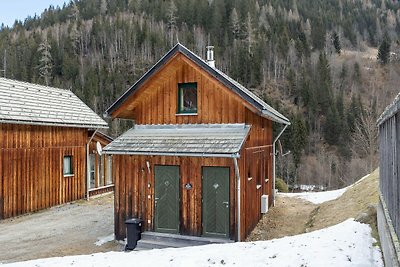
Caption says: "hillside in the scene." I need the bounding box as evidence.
[0,0,399,188]
[248,169,379,241]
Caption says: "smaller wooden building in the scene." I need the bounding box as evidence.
[88,131,114,197]
[104,43,290,241]
[0,78,108,219]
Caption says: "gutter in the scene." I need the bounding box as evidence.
[233,156,241,242]
[86,129,98,201]
[272,124,289,206]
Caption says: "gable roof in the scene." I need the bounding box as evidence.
[105,43,290,125]
[103,123,250,157]
[0,78,108,129]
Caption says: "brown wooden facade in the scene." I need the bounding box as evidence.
[0,124,87,219]
[108,46,286,241]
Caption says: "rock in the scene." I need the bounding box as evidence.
[355,204,377,224]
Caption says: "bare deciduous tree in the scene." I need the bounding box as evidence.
[352,109,378,172]
[37,36,53,86]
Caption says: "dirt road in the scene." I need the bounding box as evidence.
[0,194,123,264]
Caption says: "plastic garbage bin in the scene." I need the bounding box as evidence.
[125,218,143,250]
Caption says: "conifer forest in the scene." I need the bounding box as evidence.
[1,0,400,190]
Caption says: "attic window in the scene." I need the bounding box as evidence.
[178,83,197,114]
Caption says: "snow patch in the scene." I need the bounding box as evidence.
[3,219,383,267]
[279,173,370,204]
[95,234,114,246]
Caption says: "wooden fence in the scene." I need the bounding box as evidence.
[378,98,400,244]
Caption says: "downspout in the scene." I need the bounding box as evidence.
[233,156,241,242]
[86,129,98,201]
[272,124,288,206]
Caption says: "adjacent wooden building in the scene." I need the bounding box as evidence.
[0,78,108,219]
[104,44,290,241]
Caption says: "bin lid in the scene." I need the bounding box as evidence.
[125,218,143,224]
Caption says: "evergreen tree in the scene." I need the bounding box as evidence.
[377,35,391,65]
[332,31,341,55]
[292,114,308,169]
[324,104,340,145]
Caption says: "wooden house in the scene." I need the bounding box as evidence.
[0,78,108,219]
[104,44,290,241]
[88,131,114,198]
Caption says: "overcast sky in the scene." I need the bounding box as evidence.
[0,0,68,27]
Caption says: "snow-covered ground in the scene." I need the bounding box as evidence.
[3,219,383,267]
[278,174,370,204]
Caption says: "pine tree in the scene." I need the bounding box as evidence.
[324,105,340,145]
[377,35,391,65]
[291,113,308,169]
[332,31,341,55]
[230,8,240,40]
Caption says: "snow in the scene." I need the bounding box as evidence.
[278,173,370,204]
[279,187,347,204]
[94,234,114,247]
[3,219,383,267]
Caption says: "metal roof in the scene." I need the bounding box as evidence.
[0,78,108,129]
[105,43,290,125]
[103,123,251,157]
[377,92,400,125]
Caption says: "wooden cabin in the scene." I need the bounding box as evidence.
[0,78,108,219]
[104,44,290,241]
[88,131,114,198]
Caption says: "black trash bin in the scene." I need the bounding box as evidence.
[125,218,143,250]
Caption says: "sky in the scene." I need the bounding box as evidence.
[0,0,68,27]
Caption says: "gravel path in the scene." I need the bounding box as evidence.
[0,194,123,264]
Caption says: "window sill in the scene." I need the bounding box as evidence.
[176,113,198,116]
[256,185,262,189]
[64,174,74,177]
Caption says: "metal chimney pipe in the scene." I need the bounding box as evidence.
[206,46,215,68]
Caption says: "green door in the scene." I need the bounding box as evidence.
[202,167,230,238]
[154,165,180,234]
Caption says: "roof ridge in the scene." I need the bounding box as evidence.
[0,77,73,95]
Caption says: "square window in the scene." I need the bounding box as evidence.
[178,83,197,113]
[63,156,73,176]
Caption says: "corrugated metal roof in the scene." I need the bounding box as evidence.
[0,78,108,128]
[105,43,290,125]
[377,92,400,125]
[103,124,250,157]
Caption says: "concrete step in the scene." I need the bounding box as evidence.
[135,231,233,250]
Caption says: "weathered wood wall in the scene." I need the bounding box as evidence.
[111,52,274,240]
[0,124,87,219]
[379,113,400,241]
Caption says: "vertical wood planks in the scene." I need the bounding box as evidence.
[0,124,87,219]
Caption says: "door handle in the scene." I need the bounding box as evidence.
[222,201,229,207]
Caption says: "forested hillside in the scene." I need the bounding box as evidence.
[1,0,399,189]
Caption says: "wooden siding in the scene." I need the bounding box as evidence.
[379,113,400,240]
[0,124,87,219]
[111,52,274,240]
[113,155,236,240]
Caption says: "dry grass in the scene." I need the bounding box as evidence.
[247,169,380,242]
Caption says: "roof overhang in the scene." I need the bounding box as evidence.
[103,123,250,158]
